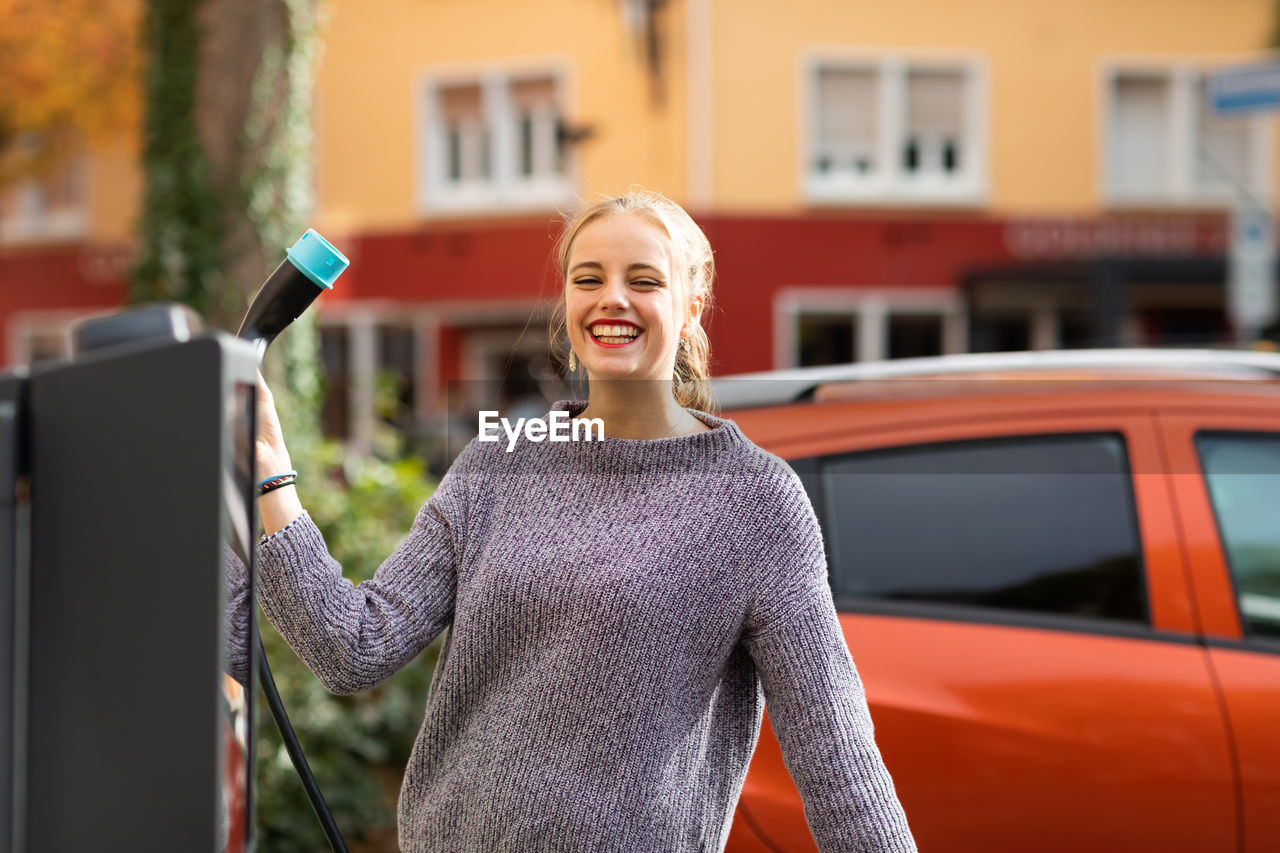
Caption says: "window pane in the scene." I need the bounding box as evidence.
[887,313,944,359]
[973,313,1031,353]
[477,126,491,180]
[511,77,560,179]
[447,127,463,182]
[822,433,1147,625]
[815,67,878,176]
[1110,75,1169,196]
[0,126,86,222]
[377,324,416,429]
[439,84,487,184]
[797,313,856,366]
[24,329,69,365]
[519,114,534,177]
[1059,309,1096,349]
[1196,432,1280,639]
[510,77,555,110]
[320,326,350,439]
[904,69,965,176]
[439,84,482,122]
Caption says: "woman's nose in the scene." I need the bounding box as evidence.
[597,276,630,310]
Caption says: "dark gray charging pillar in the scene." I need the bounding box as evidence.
[0,373,26,852]
[20,334,256,852]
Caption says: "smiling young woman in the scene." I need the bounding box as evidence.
[233,188,918,853]
[549,190,716,439]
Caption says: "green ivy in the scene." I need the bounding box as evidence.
[243,0,321,255]
[130,0,222,312]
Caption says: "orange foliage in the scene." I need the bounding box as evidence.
[0,0,141,144]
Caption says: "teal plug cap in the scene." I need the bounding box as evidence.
[286,228,350,290]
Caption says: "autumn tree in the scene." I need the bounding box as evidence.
[0,0,140,192]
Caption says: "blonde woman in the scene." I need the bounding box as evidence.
[237,188,917,852]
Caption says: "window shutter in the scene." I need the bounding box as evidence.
[816,67,878,175]
[905,69,965,175]
[1110,75,1169,196]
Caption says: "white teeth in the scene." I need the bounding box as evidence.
[591,324,639,340]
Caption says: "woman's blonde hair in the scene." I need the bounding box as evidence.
[548,188,717,413]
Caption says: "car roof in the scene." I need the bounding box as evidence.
[711,348,1280,410]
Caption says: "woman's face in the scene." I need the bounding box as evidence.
[564,213,698,384]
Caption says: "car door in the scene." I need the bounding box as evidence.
[1157,409,1280,853]
[730,404,1235,853]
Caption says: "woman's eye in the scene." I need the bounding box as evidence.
[573,277,602,286]
[631,279,663,289]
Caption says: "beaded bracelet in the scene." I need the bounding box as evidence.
[257,469,298,497]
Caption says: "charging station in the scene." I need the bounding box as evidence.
[1,330,259,852]
[2,229,350,853]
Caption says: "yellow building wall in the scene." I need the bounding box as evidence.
[314,0,689,232]
[87,131,142,244]
[62,0,1280,241]
[710,0,1276,215]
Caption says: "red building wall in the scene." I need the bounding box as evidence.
[1,213,1228,375]
[703,215,1013,373]
[0,244,129,361]
[328,214,1018,375]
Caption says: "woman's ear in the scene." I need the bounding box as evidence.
[682,294,705,337]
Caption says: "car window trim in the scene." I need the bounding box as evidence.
[833,596,1196,645]
[1203,635,1280,657]
[761,402,1173,461]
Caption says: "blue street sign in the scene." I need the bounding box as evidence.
[1209,61,1280,115]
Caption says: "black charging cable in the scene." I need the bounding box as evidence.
[239,231,351,853]
[256,632,349,852]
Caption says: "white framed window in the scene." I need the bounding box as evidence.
[318,311,427,453]
[7,309,109,367]
[803,54,987,205]
[317,303,557,455]
[418,64,575,215]
[775,287,968,368]
[0,128,89,246]
[1103,63,1272,205]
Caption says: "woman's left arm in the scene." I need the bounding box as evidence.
[741,482,917,853]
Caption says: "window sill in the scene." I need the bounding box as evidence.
[1102,192,1243,212]
[0,210,89,247]
[421,180,576,219]
[804,176,987,209]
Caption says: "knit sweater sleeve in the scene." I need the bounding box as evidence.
[250,440,477,695]
[223,543,252,686]
[741,470,917,853]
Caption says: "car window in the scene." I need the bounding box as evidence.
[1195,431,1280,640]
[814,432,1148,625]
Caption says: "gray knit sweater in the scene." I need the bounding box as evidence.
[227,400,916,853]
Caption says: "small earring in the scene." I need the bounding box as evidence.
[568,349,577,371]
[679,336,690,353]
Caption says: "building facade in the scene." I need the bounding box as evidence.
[2,0,1277,448]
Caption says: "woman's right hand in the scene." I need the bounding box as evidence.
[255,372,292,474]
[256,373,304,536]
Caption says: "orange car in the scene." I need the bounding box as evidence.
[715,349,1280,853]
